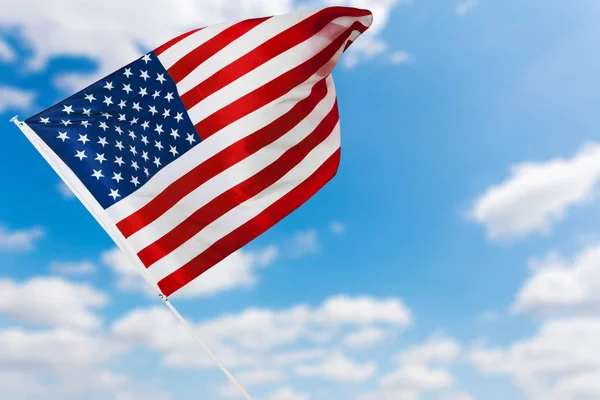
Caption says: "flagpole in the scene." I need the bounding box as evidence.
[10,115,254,400]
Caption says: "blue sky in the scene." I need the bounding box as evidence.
[2,1,600,399]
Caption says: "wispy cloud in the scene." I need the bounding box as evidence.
[0,86,35,113]
[456,0,479,16]
[0,225,43,252]
[0,39,15,62]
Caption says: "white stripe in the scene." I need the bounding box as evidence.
[176,9,317,94]
[105,69,333,222]
[127,76,337,252]
[158,20,237,69]
[146,120,341,281]
[184,15,370,124]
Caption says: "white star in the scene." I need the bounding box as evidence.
[162,108,171,118]
[60,119,72,126]
[114,156,125,167]
[164,92,174,102]
[174,112,184,122]
[170,129,180,139]
[92,169,104,180]
[118,114,127,122]
[40,117,50,124]
[149,106,158,115]
[131,176,140,186]
[129,145,137,156]
[169,145,178,157]
[141,121,150,130]
[81,120,91,128]
[98,137,108,147]
[57,131,69,142]
[153,157,162,168]
[82,108,91,116]
[62,105,74,115]
[154,124,163,134]
[156,73,167,84]
[115,126,124,135]
[140,70,150,80]
[186,133,196,145]
[141,54,152,63]
[154,140,163,151]
[104,81,114,90]
[77,134,90,144]
[132,102,142,112]
[84,93,96,102]
[103,96,113,106]
[75,150,87,160]
[130,117,139,125]
[118,100,127,109]
[109,189,120,200]
[115,141,124,151]
[112,172,123,183]
[141,151,149,161]
[101,112,112,119]
[128,130,137,140]
[139,87,148,97]
[152,90,161,99]
[131,161,140,170]
[95,153,106,164]
[144,167,150,177]
[123,84,133,94]
[99,122,109,131]
[141,136,149,145]
[123,68,133,78]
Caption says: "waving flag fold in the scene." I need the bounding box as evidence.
[15,6,372,297]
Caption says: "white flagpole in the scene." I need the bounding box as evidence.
[10,115,254,400]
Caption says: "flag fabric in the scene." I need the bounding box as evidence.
[20,6,372,297]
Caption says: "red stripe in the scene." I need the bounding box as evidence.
[138,101,339,267]
[168,17,270,83]
[116,77,330,238]
[180,7,372,112]
[193,20,368,140]
[154,27,205,56]
[158,148,341,297]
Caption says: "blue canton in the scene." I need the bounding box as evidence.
[26,52,201,209]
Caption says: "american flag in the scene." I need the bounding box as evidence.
[20,6,372,297]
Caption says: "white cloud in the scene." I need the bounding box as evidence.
[57,182,75,199]
[512,244,600,316]
[0,225,43,252]
[343,327,386,348]
[0,0,406,93]
[112,295,412,370]
[470,317,600,400]
[174,245,279,299]
[387,50,414,65]
[468,143,600,241]
[0,86,35,113]
[236,368,287,386]
[380,364,454,392]
[268,386,310,400]
[102,245,279,299]
[0,277,107,329]
[314,295,413,326]
[289,229,319,257]
[295,352,377,381]
[397,336,461,365]
[477,310,499,324]
[456,0,479,16]
[329,221,347,235]
[50,260,96,276]
[0,39,15,62]
[0,328,124,371]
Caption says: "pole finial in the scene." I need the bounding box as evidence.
[10,115,19,123]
